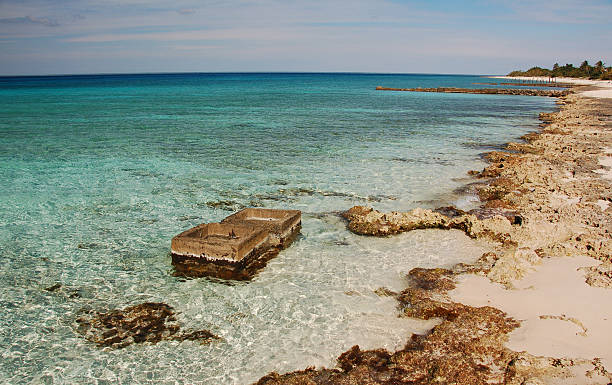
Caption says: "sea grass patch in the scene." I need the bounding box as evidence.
[76,302,219,348]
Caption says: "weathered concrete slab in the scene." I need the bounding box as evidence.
[171,222,268,262]
[170,208,301,281]
[222,208,301,247]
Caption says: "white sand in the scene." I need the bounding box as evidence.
[581,88,612,99]
[449,255,612,369]
[595,147,612,180]
[491,76,612,99]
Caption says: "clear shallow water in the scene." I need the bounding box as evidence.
[0,73,554,384]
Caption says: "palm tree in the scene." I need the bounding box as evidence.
[580,60,590,77]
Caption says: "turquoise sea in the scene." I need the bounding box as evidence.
[0,73,555,384]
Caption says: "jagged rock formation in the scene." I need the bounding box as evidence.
[342,206,515,246]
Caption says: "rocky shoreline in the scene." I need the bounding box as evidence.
[375,86,570,97]
[254,86,612,384]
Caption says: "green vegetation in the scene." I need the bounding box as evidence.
[508,60,612,80]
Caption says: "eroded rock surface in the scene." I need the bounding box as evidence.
[342,205,514,245]
[581,261,612,288]
[76,302,219,348]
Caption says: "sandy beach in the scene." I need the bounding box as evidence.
[256,80,612,384]
[492,75,612,99]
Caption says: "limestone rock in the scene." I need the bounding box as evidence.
[342,206,448,236]
[487,248,541,285]
[581,262,612,288]
[451,214,514,243]
[342,205,515,245]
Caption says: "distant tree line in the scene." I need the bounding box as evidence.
[508,60,612,80]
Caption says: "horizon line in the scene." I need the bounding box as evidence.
[0,71,496,79]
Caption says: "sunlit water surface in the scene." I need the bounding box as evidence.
[0,73,555,384]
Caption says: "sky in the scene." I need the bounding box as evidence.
[0,0,611,76]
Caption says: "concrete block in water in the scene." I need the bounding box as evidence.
[222,208,301,247]
[171,222,268,262]
[171,208,301,280]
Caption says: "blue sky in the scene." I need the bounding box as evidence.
[0,0,611,75]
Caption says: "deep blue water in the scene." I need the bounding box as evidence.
[0,73,555,384]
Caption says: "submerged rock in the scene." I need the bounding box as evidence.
[76,302,219,348]
[407,267,455,291]
[44,283,62,292]
[373,287,397,297]
[434,205,468,218]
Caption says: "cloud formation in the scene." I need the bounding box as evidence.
[0,15,60,27]
[0,0,610,75]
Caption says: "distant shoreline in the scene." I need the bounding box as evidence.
[492,75,612,98]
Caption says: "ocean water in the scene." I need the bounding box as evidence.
[0,73,555,384]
